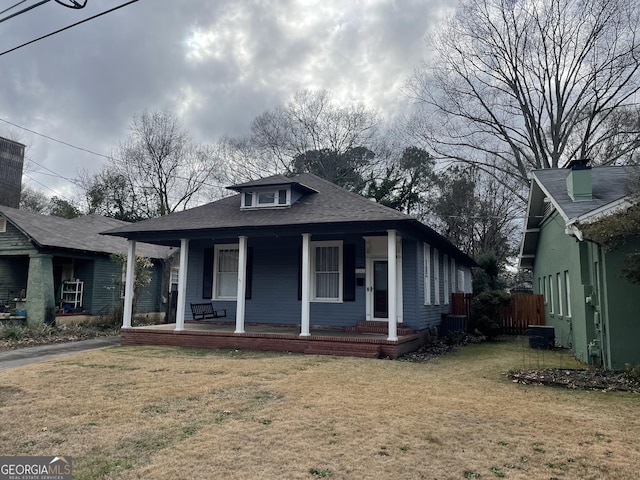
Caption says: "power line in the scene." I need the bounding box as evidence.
[0,0,29,16]
[25,155,80,186]
[22,173,75,202]
[0,0,140,57]
[0,0,87,21]
[0,0,50,24]
[0,117,230,191]
[0,117,111,159]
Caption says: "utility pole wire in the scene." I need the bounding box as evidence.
[0,0,50,24]
[0,0,29,16]
[0,0,140,57]
[0,117,111,159]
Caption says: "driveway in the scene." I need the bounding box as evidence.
[0,336,121,370]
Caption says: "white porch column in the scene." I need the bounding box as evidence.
[175,238,189,332]
[387,229,398,341]
[122,240,136,329]
[300,233,311,336]
[235,236,248,333]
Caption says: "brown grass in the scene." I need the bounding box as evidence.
[1,338,639,479]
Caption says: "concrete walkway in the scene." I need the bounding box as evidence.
[0,336,121,371]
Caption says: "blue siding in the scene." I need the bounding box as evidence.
[0,221,34,301]
[136,261,164,313]
[401,239,419,329]
[246,236,300,324]
[183,234,472,331]
[72,259,94,312]
[185,235,367,326]
[86,257,164,315]
[186,241,210,314]
[0,221,35,254]
[87,258,121,315]
[410,241,464,332]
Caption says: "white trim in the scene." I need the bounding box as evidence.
[240,186,291,209]
[175,239,189,331]
[395,236,403,324]
[169,266,179,292]
[443,254,450,305]
[364,236,402,322]
[423,244,431,305]
[213,243,240,300]
[310,240,343,302]
[235,236,248,333]
[556,272,563,316]
[549,275,555,313]
[387,229,398,341]
[531,173,571,223]
[0,217,6,233]
[564,270,572,317]
[300,233,311,336]
[575,197,632,224]
[122,240,136,329]
[433,248,440,305]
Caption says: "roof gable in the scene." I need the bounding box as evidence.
[519,166,632,269]
[532,166,629,222]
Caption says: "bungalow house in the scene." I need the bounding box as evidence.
[105,173,475,358]
[519,161,640,370]
[0,206,175,325]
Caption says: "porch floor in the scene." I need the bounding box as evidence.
[120,322,428,359]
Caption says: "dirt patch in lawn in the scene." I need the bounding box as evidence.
[401,335,640,394]
[509,368,640,393]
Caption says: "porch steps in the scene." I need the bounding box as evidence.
[304,343,381,359]
[344,320,416,336]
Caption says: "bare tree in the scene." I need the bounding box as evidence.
[409,0,640,196]
[112,110,223,218]
[19,186,49,213]
[76,167,141,221]
[248,89,381,175]
[428,165,523,264]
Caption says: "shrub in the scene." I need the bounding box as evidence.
[624,363,640,381]
[470,290,510,339]
[1,325,25,340]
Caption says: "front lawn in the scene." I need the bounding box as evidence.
[1,337,638,479]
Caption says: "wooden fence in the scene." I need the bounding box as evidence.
[450,292,545,335]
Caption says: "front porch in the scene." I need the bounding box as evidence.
[120,321,428,359]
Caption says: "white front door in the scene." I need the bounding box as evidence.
[364,236,403,322]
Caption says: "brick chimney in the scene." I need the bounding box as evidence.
[565,159,592,202]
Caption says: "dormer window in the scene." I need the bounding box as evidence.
[258,192,275,204]
[242,187,290,209]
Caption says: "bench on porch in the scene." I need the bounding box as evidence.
[190,303,227,320]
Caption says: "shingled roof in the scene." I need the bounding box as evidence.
[0,206,173,259]
[105,173,414,234]
[103,173,475,264]
[519,165,632,269]
[532,166,629,221]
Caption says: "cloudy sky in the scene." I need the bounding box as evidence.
[0,0,451,202]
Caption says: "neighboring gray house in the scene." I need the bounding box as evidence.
[105,173,474,355]
[0,207,175,325]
